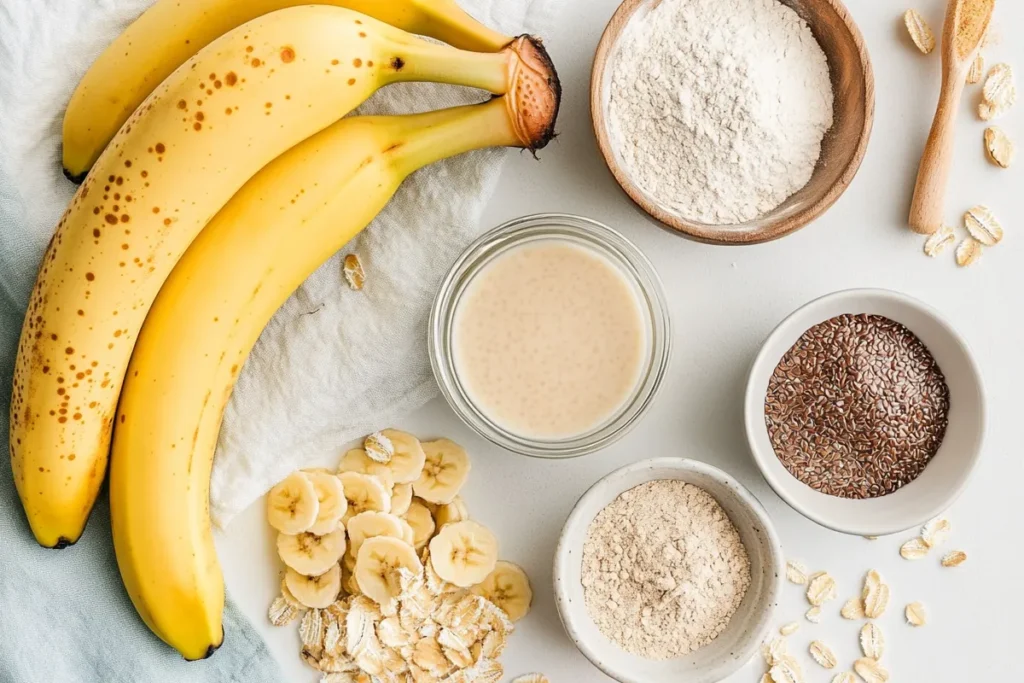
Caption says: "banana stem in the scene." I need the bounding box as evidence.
[387,41,512,94]
[384,97,520,178]
[410,0,512,52]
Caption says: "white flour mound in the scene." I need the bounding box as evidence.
[607,0,834,225]
[581,480,751,659]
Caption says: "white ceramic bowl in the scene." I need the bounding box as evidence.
[553,458,784,683]
[744,288,986,536]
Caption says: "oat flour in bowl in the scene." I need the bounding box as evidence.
[580,480,751,659]
[606,0,835,225]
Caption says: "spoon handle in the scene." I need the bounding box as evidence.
[909,69,967,235]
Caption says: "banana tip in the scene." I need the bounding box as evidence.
[62,166,87,185]
[509,35,561,152]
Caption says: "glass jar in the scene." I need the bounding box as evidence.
[429,213,672,458]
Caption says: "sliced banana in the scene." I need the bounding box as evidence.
[305,471,348,535]
[390,482,414,517]
[347,511,408,555]
[354,536,423,605]
[339,471,391,523]
[433,495,469,529]
[284,564,341,609]
[404,499,436,550]
[267,471,319,534]
[414,438,471,504]
[277,528,347,577]
[338,448,395,490]
[471,561,533,622]
[428,520,498,588]
[379,429,427,484]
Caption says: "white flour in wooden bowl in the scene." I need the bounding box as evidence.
[606,0,834,225]
[580,480,751,659]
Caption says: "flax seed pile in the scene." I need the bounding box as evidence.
[765,314,951,499]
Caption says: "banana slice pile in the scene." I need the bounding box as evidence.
[264,429,534,681]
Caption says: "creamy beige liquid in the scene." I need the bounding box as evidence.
[452,239,647,440]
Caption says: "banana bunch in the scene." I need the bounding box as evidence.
[266,431,534,678]
[13,1,557,551]
[62,0,512,180]
[107,54,555,659]
[8,0,559,661]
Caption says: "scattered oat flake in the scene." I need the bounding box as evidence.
[862,570,890,619]
[923,225,955,257]
[921,518,951,547]
[956,237,982,267]
[300,608,325,649]
[904,9,936,54]
[983,63,1016,113]
[268,596,299,626]
[854,657,890,683]
[760,675,773,683]
[942,550,967,567]
[769,655,805,683]
[786,560,809,585]
[805,606,822,623]
[906,601,927,625]
[967,52,985,84]
[841,598,865,620]
[984,126,1015,168]
[511,675,550,683]
[809,641,838,669]
[762,636,788,667]
[832,674,856,683]
[780,622,800,636]
[363,431,394,464]
[806,572,837,606]
[342,253,365,291]
[860,622,885,659]
[900,537,930,560]
[863,536,878,541]
[964,205,1004,245]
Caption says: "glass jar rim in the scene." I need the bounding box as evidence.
[428,213,673,458]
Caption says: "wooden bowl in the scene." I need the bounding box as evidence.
[591,0,875,245]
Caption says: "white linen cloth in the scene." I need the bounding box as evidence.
[0,0,559,528]
[205,2,560,525]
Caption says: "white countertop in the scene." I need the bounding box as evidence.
[217,0,1024,679]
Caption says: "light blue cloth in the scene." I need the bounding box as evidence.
[0,1,283,682]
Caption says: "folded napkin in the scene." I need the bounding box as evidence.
[211,0,559,526]
[0,0,554,679]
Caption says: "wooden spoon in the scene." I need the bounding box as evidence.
[908,0,995,235]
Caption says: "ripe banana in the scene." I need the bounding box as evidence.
[110,69,559,658]
[13,6,542,550]
[62,0,513,180]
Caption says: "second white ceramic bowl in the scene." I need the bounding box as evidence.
[744,288,986,536]
[554,458,783,683]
